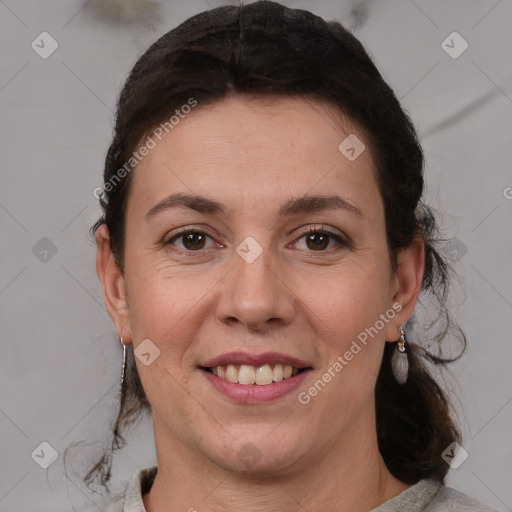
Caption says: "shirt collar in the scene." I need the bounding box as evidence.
[120,465,441,512]
[121,465,157,511]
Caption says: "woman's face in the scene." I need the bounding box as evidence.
[98,94,420,474]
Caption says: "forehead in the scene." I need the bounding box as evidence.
[127,94,381,223]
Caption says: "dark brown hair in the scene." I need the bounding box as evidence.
[74,0,466,494]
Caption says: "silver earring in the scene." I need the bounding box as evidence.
[391,325,408,384]
[119,336,127,391]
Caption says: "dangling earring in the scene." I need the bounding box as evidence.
[391,325,409,384]
[119,336,127,391]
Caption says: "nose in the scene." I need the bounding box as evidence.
[215,246,296,332]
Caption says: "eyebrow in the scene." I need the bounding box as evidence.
[145,192,364,221]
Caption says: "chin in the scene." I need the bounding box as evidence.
[206,434,306,475]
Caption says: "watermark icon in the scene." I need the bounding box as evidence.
[442,237,468,263]
[338,134,365,161]
[31,441,58,469]
[503,186,512,200]
[93,97,198,200]
[236,236,263,263]
[236,442,263,468]
[298,302,403,405]
[441,442,468,469]
[32,237,58,263]
[134,338,161,366]
[31,32,59,59]
[441,31,468,59]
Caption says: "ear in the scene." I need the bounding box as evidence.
[385,233,425,342]
[95,224,132,344]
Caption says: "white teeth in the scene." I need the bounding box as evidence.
[209,363,302,385]
[225,364,239,383]
[238,364,256,384]
[255,364,273,385]
[272,363,284,382]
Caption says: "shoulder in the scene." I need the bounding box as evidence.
[372,479,498,512]
[82,465,158,512]
[83,494,124,512]
[426,483,499,512]
[83,495,124,512]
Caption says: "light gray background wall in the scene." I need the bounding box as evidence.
[1,0,511,511]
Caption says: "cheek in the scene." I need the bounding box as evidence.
[308,272,388,417]
[305,260,390,399]
[123,260,200,365]
[125,265,202,414]
[308,260,389,336]
[126,248,197,317]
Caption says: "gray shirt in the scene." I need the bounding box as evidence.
[88,466,499,511]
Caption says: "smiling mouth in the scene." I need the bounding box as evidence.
[200,363,310,386]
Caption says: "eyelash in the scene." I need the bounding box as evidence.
[164,225,350,255]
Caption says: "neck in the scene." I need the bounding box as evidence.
[143,411,412,512]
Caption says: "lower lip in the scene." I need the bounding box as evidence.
[200,368,312,404]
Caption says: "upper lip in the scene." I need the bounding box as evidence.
[201,351,312,369]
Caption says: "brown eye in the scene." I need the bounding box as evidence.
[294,227,348,252]
[305,231,330,251]
[166,230,215,251]
[182,232,206,250]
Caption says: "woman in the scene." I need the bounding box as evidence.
[82,1,497,510]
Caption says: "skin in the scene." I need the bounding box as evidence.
[96,94,424,512]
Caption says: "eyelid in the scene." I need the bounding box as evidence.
[164,226,221,250]
[292,225,350,249]
[164,224,351,253]
[164,224,221,242]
